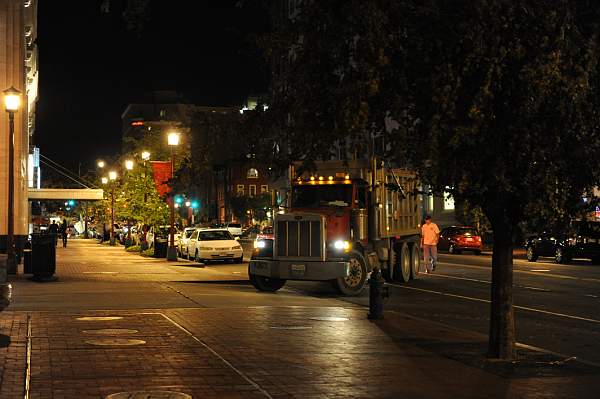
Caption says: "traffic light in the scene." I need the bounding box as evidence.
[174,195,183,205]
[191,200,199,209]
[68,200,76,206]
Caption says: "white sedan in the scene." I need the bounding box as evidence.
[186,228,243,264]
[177,227,197,257]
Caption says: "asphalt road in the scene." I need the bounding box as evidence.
[11,241,600,366]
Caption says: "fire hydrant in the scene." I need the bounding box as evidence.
[368,266,388,319]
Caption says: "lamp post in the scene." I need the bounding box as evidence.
[4,87,20,274]
[108,170,118,245]
[141,151,150,202]
[124,160,134,247]
[167,131,180,261]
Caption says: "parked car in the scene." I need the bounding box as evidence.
[525,221,600,264]
[438,226,482,255]
[177,227,197,257]
[240,225,260,240]
[225,222,243,237]
[186,228,243,264]
[146,225,171,248]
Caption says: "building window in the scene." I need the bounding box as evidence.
[247,168,259,178]
[237,185,245,196]
[443,192,455,210]
[249,185,257,197]
[260,185,268,194]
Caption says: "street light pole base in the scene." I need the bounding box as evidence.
[167,246,178,261]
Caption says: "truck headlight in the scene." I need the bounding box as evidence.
[254,240,266,249]
[334,240,351,251]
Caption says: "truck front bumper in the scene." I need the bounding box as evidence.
[249,258,349,281]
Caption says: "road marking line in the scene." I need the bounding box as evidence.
[427,273,490,284]
[428,274,550,291]
[154,312,273,399]
[388,284,600,324]
[439,262,600,283]
[521,286,551,292]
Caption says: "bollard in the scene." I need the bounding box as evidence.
[368,266,387,319]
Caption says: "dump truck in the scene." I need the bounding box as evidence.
[248,158,423,295]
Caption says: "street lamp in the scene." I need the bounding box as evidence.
[141,151,150,161]
[125,159,134,170]
[101,177,108,184]
[4,87,20,274]
[167,131,180,261]
[97,160,105,168]
[108,170,117,245]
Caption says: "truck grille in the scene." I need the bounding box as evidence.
[276,219,322,259]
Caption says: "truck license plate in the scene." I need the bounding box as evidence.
[291,264,306,275]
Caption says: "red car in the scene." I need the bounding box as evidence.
[256,226,273,241]
[438,226,482,255]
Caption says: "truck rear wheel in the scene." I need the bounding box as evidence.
[332,252,367,296]
[398,243,411,282]
[249,272,286,292]
[383,244,397,282]
[410,244,421,280]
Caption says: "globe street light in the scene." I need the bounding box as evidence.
[167,131,180,261]
[97,160,105,168]
[125,159,134,170]
[141,151,150,161]
[4,87,20,274]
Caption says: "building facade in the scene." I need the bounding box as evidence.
[0,0,38,253]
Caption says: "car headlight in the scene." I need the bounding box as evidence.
[333,240,351,251]
[231,245,242,250]
[199,246,213,251]
[254,240,267,249]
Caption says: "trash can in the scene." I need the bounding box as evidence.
[153,238,168,258]
[23,249,32,274]
[30,233,56,280]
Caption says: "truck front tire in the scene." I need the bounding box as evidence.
[332,252,367,296]
[249,272,286,292]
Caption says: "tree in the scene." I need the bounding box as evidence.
[392,0,600,359]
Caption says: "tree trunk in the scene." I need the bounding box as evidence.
[488,216,515,359]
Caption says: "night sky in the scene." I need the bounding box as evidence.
[35,0,270,173]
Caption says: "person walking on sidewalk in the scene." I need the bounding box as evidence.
[421,215,440,273]
[60,219,68,248]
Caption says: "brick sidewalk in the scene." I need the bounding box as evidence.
[0,307,598,399]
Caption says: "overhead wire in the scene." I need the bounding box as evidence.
[39,154,100,189]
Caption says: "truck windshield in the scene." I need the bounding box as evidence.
[292,185,352,208]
